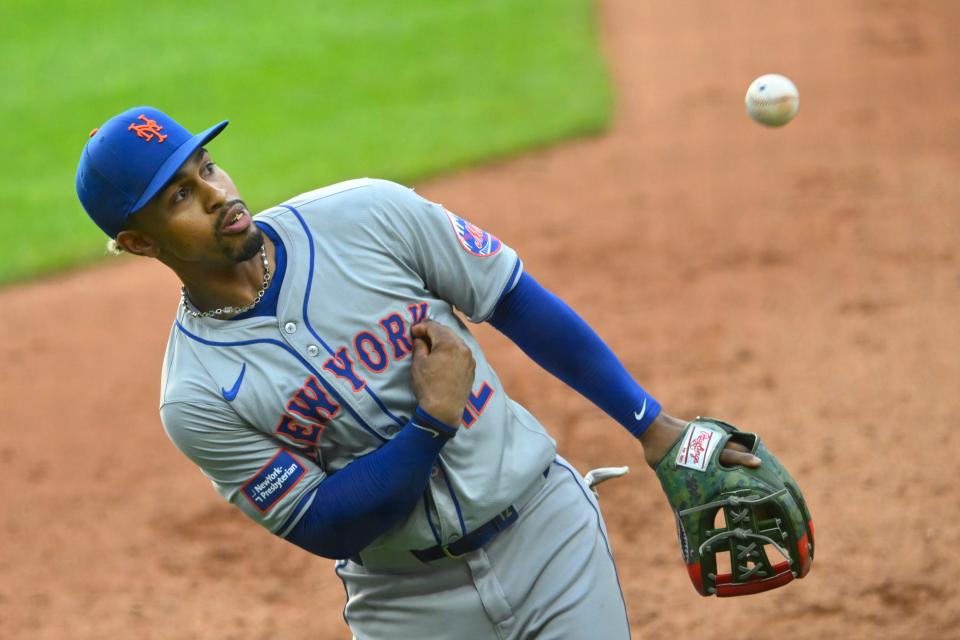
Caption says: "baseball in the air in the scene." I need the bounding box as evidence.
[744,74,799,127]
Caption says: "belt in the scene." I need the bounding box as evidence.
[410,465,551,563]
[349,464,551,569]
[411,506,519,562]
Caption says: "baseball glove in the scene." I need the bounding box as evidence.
[655,418,814,597]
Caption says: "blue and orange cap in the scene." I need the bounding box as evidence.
[76,106,228,237]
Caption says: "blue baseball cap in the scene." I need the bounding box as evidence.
[76,106,228,237]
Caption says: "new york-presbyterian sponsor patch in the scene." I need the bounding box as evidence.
[242,450,306,513]
[445,210,502,257]
[675,424,722,472]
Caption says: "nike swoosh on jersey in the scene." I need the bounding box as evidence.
[633,398,648,422]
[221,363,247,402]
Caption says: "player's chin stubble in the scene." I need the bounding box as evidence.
[223,226,264,263]
[214,199,262,263]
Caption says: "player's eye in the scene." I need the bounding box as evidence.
[203,162,216,175]
[172,187,188,204]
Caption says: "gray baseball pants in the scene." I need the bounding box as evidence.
[335,455,631,639]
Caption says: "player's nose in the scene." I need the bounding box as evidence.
[201,180,228,214]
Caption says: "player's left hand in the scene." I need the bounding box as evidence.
[639,413,761,470]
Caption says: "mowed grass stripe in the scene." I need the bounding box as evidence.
[0,0,611,284]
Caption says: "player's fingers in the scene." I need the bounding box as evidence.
[719,446,762,468]
[411,321,429,340]
[412,336,429,359]
[417,320,459,350]
[410,322,436,353]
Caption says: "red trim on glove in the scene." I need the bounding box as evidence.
[715,566,795,597]
[686,562,707,595]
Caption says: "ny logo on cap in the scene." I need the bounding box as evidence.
[128,114,168,143]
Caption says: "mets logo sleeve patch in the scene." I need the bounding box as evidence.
[242,450,307,513]
[445,210,502,257]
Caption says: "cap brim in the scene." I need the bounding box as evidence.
[131,119,229,213]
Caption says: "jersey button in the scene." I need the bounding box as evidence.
[430,465,440,479]
[306,344,320,357]
[284,321,297,334]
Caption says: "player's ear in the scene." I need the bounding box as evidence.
[115,229,161,258]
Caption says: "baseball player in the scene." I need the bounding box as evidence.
[76,107,765,639]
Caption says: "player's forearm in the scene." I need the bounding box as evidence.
[284,410,454,559]
[488,272,661,437]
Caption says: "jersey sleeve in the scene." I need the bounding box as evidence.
[160,401,325,536]
[367,179,523,322]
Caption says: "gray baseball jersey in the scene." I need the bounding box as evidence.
[160,178,558,549]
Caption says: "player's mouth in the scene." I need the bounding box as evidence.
[220,202,251,235]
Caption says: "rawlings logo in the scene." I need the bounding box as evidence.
[686,432,712,464]
[445,210,502,257]
[128,114,168,143]
[676,424,721,472]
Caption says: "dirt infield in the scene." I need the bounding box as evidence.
[3,1,958,638]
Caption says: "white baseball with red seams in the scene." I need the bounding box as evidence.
[745,73,799,127]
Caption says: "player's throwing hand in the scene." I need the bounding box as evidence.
[410,320,476,426]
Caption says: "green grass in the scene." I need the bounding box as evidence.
[0,0,611,285]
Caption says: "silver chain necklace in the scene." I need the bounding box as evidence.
[181,244,272,319]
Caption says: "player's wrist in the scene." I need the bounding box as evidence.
[412,406,460,439]
[414,395,465,429]
[639,413,688,469]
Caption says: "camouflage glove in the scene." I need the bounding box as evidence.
[655,418,814,597]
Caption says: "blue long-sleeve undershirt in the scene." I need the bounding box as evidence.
[284,413,451,559]
[488,272,661,438]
